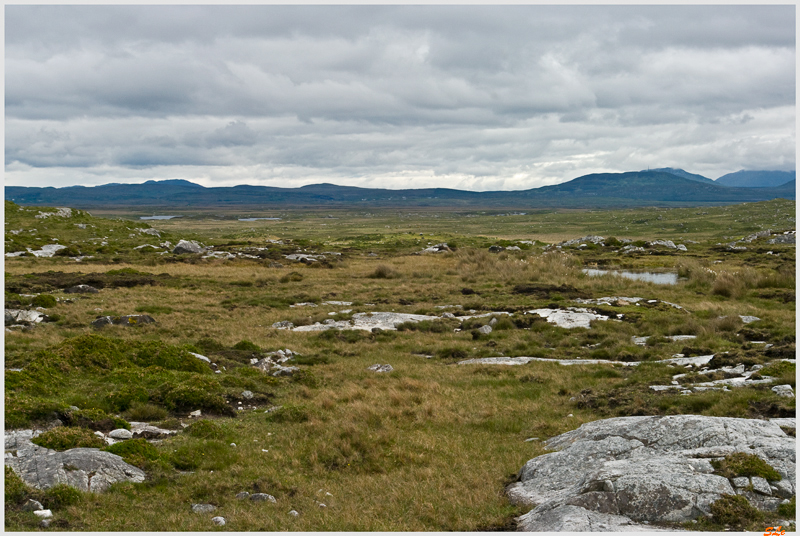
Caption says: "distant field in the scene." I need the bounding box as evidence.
[4,199,795,531]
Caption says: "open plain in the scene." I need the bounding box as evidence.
[4,199,796,531]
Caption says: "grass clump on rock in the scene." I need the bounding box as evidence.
[711,452,782,481]
[102,438,162,469]
[709,493,764,530]
[31,427,105,451]
[61,408,130,431]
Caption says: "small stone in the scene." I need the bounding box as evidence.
[40,519,52,528]
[189,410,202,417]
[236,492,250,500]
[191,503,216,514]
[211,516,226,526]
[367,364,393,373]
[289,509,299,517]
[33,510,53,518]
[732,477,750,488]
[250,493,276,503]
[318,503,326,508]
[241,390,254,399]
[751,476,772,495]
[108,429,133,440]
[22,499,43,511]
[230,443,236,447]
[477,325,492,335]
[772,385,794,398]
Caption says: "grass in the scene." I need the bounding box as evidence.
[3,199,796,531]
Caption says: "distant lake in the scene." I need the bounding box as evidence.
[582,268,679,285]
[238,217,281,221]
[140,215,182,220]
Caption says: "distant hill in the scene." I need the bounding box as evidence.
[5,170,794,210]
[715,170,796,188]
[645,168,716,184]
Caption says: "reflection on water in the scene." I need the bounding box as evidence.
[140,215,181,220]
[582,268,678,285]
[238,217,281,221]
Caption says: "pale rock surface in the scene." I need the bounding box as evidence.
[173,240,204,254]
[367,364,394,373]
[192,503,216,513]
[771,385,794,398]
[527,308,608,329]
[108,429,133,440]
[510,415,795,531]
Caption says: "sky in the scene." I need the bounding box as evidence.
[5,5,796,191]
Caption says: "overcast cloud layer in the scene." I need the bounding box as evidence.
[5,5,796,190]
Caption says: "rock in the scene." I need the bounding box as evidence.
[458,357,537,366]
[236,492,250,500]
[250,493,276,503]
[22,499,44,511]
[488,245,505,253]
[772,385,794,398]
[108,429,133,440]
[751,476,772,495]
[5,309,46,326]
[271,365,298,377]
[740,315,761,324]
[5,447,145,492]
[91,315,156,328]
[768,234,795,244]
[510,415,795,530]
[732,476,750,488]
[367,364,393,373]
[476,325,493,335]
[241,390,254,399]
[191,503,216,514]
[528,308,608,329]
[289,509,299,517]
[190,352,211,363]
[211,516,226,526]
[189,410,202,418]
[27,244,68,257]
[64,284,99,294]
[173,240,204,254]
[130,423,177,440]
[422,243,451,253]
[272,321,294,329]
[33,509,53,518]
[40,519,52,528]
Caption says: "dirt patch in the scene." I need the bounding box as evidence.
[6,270,171,294]
[748,400,796,419]
[755,289,795,303]
[512,283,589,299]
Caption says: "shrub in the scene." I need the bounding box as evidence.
[154,418,182,430]
[279,271,304,283]
[31,294,57,308]
[435,347,469,359]
[5,466,28,505]
[157,376,230,414]
[105,385,149,413]
[711,452,782,481]
[185,419,226,440]
[102,438,161,468]
[170,439,238,471]
[233,340,260,352]
[62,408,130,431]
[709,494,764,529]
[368,264,399,279]
[31,427,105,451]
[42,484,83,509]
[124,402,168,422]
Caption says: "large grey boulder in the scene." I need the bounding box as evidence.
[5,447,145,492]
[510,415,795,531]
[64,284,99,294]
[173,240,204,254]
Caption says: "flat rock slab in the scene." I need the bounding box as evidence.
[293,312,440,332]
[6,447,145,492]
[5,309,46,326]
[510,415,795,531]
[527,308,608,329]
[457,355,715,368]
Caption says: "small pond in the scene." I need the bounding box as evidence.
[238,217,281,221]
[140,215,182,220]
[582,268,679,285]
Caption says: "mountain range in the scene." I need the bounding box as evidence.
[6,169,795,210]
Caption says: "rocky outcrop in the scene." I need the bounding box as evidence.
[64,284,100,294]
[5,444,145,492]
[5,309,46,326]
[527,308,609,329]
[510,415,795,531]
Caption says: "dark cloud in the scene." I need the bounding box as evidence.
[5,5,795,189]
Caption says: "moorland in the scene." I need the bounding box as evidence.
[4,198,796,531]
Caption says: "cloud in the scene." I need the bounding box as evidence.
[5,5,795,189]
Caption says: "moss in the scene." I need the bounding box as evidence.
[61,408,130,431]
[711,452,782,482]
[31,427,105,451]
[156,376,230,414]
[124,402,168,422]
